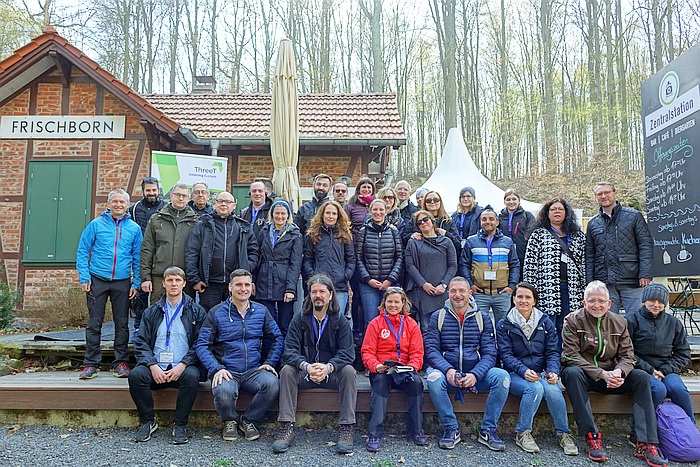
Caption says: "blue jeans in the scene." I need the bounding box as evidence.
[649,373,696,422]
[473,292,512,325]
[509,373,571,434]
[426,367,510,431]
[359,283,383,329]
[607,284,643,314]
[336,292,349,318]
[212,368,279,423]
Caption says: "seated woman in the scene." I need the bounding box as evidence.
[361,287,426,452]
[496,282,578,456]
[627,283,695,436]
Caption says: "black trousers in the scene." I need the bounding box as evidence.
[561,366,658,443]
[199,282,229,311]
[84,275,130,367]
[128,364,201,426]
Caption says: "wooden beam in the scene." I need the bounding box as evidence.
[48,51,71,88]
[127,139,146,194]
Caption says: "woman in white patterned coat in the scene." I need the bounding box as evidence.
[523,198,585,349]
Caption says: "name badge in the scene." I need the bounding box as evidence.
[484,270,497,280]
[160,352,174,363]
[561,253,570,263]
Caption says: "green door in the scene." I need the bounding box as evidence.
[24,161,92,263]
[232,184,251,215]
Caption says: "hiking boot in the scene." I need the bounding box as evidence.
[585,432,607,462]
[133,420,158,442]
[222,420,238,441]
[635,442,668,467]
[172,425,188,445]
[438,428,461,449]
[79,366,98,380]
[412,431,428,446]
[559,432,579,456]
[336,424,354,454]
[478,428,506,451]
[515,430,540,453]
[272,421,295,453]
[367,437,380,452]
[238,415,260,441]
[113,362,130,378]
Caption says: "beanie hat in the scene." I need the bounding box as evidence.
[460,186,476,198]
[270,199,292,217]
[641,283,669,305]
[415,187,428,197]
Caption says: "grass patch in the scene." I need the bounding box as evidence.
[20,286,112,330]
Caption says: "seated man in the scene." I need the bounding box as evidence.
[561,280,668,467]
[195,269,283,442]
[128,266,206,444]
[424,276,510,451]
[272,274,357,454]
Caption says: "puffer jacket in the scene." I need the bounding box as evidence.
[195,299,283,378]
[498,206,535,273]
[585,202,653,285]
[452,204,484,241]
[254,223,303,301]
[76,210,142,288]
[496,308,560,377]
[344,197,372,237]
[627,307,691,376]
[424,297,497,381]
[281,310,355,371]
[134,293,207,380]
[460,228,520,292]
[355,219,403,284]
[561,307,635,379]
[294,196,330,235]
[302,226,355,292]
[140,204,198,281]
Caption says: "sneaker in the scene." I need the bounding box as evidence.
[336,424,354,454]
[238,415,260,441]
[635,442,668,467]
[272,421,295,453]
[412,431,428,446]
[515,430,540,453]
[585,432,607,462]
[222,420,238,441]
[79,366,98,380]
[478,428,506,451]
[172,425,188,445]
[133,420,158,442]
[113,362,130,378]
[367,437,381,452]
[559,433,579,456]
[438,428,461,449]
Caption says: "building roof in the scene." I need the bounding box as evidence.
[144,93,406,146]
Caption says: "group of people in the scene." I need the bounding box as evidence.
[74,174,694,466]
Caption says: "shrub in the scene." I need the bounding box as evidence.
[0,270,21,329]
[22,285,112,330]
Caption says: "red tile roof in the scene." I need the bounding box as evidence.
[144,93,406,144]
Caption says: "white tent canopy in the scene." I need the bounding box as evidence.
[416,128,541,214]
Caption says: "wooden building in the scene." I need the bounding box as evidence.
[0,29,406,308]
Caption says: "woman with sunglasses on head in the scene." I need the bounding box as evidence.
[498,189,534,280]
[356,199,404,327]
[404,210,458,333]
[303,200,356,314]
[418,190,461,258]
[361,287,427,452]
[375,187,403,230]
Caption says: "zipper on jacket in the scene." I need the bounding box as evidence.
[111,218,121,280]
[242,313,248,372]
[593,316,604,367]
[222,217,229,278]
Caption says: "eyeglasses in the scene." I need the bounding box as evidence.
[424,197,440,204]
[595,190,614,197]
[385,286,404,293]
[395,187,410,192]
[586,299,609,305]
[217,199,235,205]
[460,194,473,199]
[170,192,189,199]
[416,217,431,226]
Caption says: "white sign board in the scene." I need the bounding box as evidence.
[0,116,126,139]
[151,150,228,194]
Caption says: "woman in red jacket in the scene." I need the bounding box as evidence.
[361,287,426,452]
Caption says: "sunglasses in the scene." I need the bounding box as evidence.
[335,189,347,193]
[142,177,158,183]
[416,216,432,226]
[383,195,395,200]
[424,197,441,204]
[385,286,404,293]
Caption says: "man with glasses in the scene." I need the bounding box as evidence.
[140,184,198,304]
[332,183,348,206]
[294,174,332,235]
[585,181,653,314]
[186,192,259,311]
[188,181,214,217]
[561,281,667,466]
[240,181,273,236]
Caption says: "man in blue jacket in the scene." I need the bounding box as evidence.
[196,269,283,442]
[425,276,510,451]
[76,189,142,380]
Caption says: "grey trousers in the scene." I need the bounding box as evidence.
[277,364,357,425]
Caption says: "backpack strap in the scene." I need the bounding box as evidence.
[438,307,483,333]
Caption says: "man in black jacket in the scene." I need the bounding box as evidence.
[585,182,653,314]
[128,266,206,445]
[240,181,273,236]
[185,192,259,311]
[272,274,357,454]
[294,174,332,235]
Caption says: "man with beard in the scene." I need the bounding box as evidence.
[294,174,332,235]
[332,183,349,206]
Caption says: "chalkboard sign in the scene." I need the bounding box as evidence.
[642,43,700,277]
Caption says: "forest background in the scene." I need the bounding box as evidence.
[1,0,699,215]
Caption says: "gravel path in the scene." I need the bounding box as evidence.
[0,424,693,467]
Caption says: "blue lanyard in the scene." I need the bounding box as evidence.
[383,312,405,360]
[485,236,494,268]
[550,226,571,243]
[312,315,329,362]
[508,212,514,232]
[164,300,183,347]
[271,229,280,246]
[251,205,262,224]
[459,213,466,238]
